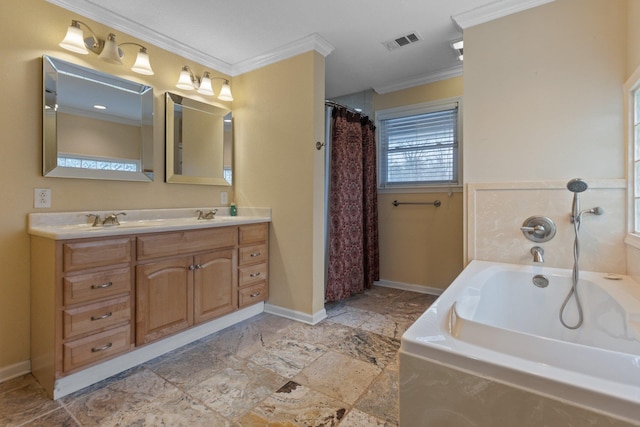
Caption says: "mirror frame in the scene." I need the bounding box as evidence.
[165,92,232,186]
[42,55,154,182]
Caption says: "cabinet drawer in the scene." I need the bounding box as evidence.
[63,325,131,373]
[239,282,268,308]
[63,295,131,340]
[63,268,131,306]
[239,223,268,245]
[63,238,132,272]
[239,243,268,266]
[137,227,237,260]
[239,262,268,287]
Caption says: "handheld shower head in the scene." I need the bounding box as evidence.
[567,178,588,193]
[567,178,588,222]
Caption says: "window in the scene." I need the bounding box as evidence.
[377,99,461,190]
[57,154,140,172]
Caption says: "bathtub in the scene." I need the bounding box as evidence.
[399,260,640,426]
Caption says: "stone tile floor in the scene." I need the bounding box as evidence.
[1,286,437,426]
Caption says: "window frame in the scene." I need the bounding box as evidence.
[375,97,463,193]
[625,66,640,248]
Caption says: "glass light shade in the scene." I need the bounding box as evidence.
[59,24,89,54]
[197,73,214,95]
[176,67,195,90]
[217,81,233,101]
[452,40,464,50]
[131,50,154,75]
[99,34,123,65]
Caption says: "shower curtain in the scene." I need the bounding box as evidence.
[325,106,379,302]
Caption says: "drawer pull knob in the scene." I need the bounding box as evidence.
[250,291,262,298]
[249,272,261,278]
[91,312,113,321]
[250,252,261,257]
[91,281,113,289]
[91,342,113,352]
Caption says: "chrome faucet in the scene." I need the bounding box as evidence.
[531,246,544,263]
[196,209,217,220]
[102,212,126,226]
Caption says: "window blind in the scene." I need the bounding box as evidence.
[379,105,458,186]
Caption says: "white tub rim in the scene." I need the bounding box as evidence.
[400,259,640,424]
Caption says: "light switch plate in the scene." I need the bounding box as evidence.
[221,191,228,205]
[34,188,51,208]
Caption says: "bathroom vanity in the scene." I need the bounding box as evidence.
[28,208,270,398]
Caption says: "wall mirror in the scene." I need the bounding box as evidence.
[165,92,232,186]
[43,55,154,182]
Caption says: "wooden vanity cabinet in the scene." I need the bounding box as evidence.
[238,223,269,307]
[135,227,238,345]
[30,221,268,397]
[30,235,135,393]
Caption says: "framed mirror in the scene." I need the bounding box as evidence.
[43,55,154,182]
[165,92,232,186]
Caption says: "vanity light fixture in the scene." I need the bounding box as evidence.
[451,39,464,61]
[176,66,233,101]
[59,20,154,75]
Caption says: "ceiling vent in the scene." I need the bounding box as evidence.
[382,32,422,51]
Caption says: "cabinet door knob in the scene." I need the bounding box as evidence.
[91,281,113,289]
[91,342,113,352]
[189,265,196,271]
[91,312,113,321]
[195,264,202,269]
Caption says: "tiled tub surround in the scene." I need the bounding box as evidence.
[466,180,627,273]
[1,286,436,426]
[27,208,271,399]
[400,260,640,426]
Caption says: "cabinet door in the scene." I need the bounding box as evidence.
[194,249,237,323]
[136,257,193,345]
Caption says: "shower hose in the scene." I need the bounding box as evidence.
[560,217,584,329]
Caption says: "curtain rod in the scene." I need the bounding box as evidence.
[325,100,368,117]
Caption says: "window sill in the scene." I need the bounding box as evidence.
[624,233,640,251]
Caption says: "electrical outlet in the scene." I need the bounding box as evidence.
[34,188,51,208]
[221,191,228,205]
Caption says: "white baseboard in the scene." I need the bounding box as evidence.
[375,279,444,296]
[53,303,264,399]
[0,360,31,384]
[264,303,327,325]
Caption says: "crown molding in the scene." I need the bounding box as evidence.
[47,0,233,74]
[451,0,555,30]
[373,65,463,95]
[231,33,334,76]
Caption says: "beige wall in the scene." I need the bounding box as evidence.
[233,51,326,316]
[463,0,630,267]
[0,0,324,377]
[628,0,640,76]
[373,77,464,290]
[464,0,627,183]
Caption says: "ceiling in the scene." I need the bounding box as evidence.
[49,0,553,99]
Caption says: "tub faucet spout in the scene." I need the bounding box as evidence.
[531,246,544,263]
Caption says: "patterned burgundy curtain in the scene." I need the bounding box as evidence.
[326,107,379,302]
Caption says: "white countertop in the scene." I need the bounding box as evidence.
[28,207,271,240]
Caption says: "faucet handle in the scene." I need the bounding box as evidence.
[196,209,205,220]
[86,213,101,227]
